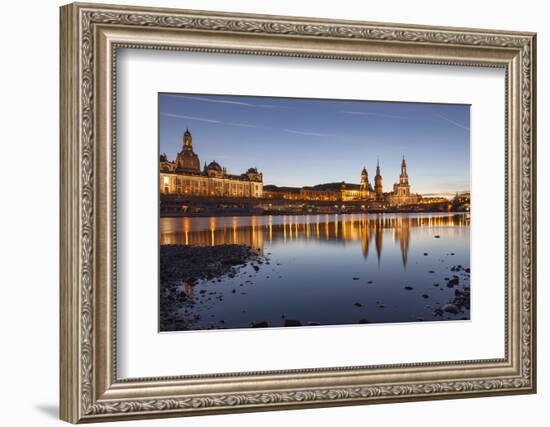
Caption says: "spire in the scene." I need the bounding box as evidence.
[376,157,381,176]
[183,128,193,149]
[401,155,407,176]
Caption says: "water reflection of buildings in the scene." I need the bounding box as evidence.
[160,214,469,268]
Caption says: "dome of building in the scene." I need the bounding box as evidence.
[175,128,200,173]
[207,161,222,172]
[176,151,200,173]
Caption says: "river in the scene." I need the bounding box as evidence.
[160,212,470,330]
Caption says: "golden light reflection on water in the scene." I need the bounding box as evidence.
[161,213,469,267]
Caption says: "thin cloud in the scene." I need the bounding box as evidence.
[283,129,334,138]
[228,122,271,130]
[433,113,470,131]
[160,112,267,130]
[162,94,285,109]
[162,111,338,138]
[341,110,415,121]
[160,112,224,124]
[343,109,470,132]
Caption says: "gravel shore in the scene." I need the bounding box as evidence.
[159,244,470,331]
[160,244,264,331]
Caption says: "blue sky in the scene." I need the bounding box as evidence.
[159,93,470,197]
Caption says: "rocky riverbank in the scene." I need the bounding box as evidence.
[159,238,471,331]
[160,244,265,331]
[431,264,471,318]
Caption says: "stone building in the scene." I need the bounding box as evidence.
[263,158,420,206]
[299,187,340,201]
[359,167,374,199]
[374,159,383,199]
[340,182,365,202]
[290,158,419,205]
[385,156,421,206]
[160,132,421,206]
[175,128,200,172]
[160,129,263,198]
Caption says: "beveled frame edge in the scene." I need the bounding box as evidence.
[59,2,536,423]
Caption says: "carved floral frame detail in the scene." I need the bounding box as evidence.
[60,2,536,423]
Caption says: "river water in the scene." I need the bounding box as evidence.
[160,212,470,330]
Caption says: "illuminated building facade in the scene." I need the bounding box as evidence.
[160,129,263,198]
[374,159,383,199]
[160,132,422,206]
[263,187,301,200]
[340,182,366,202]
[265,158,420,206]
[299,187,340,201]
[385,156,422,206]
[359,167,374,200]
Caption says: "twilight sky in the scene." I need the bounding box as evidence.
[159,93,470,197]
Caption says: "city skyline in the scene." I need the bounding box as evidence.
[159,93,470,197]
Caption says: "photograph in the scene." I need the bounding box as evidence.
[158,94,471,332]
[56,3,537,422]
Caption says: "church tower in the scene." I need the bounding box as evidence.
[386,155,420,207]
[392,155,411,197]
[183,128,193,150]
[374,158,383,198]
[176,128,200,173]
[360,166,369,199]
[399,155,409,186]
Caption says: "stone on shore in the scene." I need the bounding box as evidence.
[284,319,302,327]
[442,303,459,314]
[446,277,459,287]
[159,244,264,331]
[251,321,269,328]
[433,308,444,316]
[160,244,261,284]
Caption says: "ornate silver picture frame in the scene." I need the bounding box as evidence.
[60,2,536,423]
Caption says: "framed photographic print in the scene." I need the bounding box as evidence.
[60,2,537,423]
